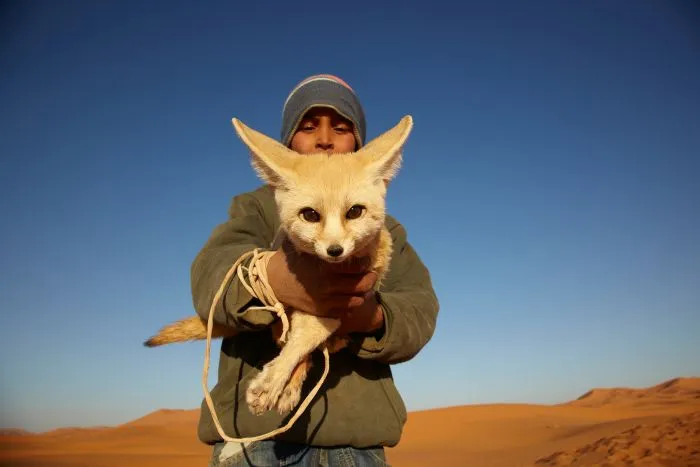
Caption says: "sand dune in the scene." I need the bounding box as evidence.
[568,377,700,409]
[2,377,698,466]
[535,411,700,467]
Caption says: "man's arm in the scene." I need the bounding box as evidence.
[190,187,279,331]
[352,219,440,364]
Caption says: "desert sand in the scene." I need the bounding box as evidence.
[2,377,698,466]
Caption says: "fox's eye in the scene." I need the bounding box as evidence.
[346,205,365,220]
[300,208,321,222]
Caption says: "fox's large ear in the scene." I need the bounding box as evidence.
[231,118,299,187]
[357,115,413,182]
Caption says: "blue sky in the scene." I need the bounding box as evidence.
[1,0,698,432]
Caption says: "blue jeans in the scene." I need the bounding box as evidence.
[210,440,389,466]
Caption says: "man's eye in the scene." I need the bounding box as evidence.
[300,208,321,222]
[346,205,365,220]
[334,126,350,133]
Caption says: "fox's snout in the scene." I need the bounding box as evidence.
[315,239,354,262]
[326,244,344,257]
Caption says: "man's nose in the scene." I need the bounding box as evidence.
[315,125,333,151]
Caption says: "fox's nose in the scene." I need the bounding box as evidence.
[327,245,344,257]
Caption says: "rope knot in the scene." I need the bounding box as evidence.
[273,302,289,343]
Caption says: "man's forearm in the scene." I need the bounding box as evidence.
[191,190,278,331]
[350,221,440,364]
[191,239,269,330]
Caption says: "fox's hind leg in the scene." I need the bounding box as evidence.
[274,334,349,416]
[246,312,340,416]
[275,355,312,416]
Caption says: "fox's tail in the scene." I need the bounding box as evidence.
[143,316,237,347]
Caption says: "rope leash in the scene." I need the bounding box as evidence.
[202,248,332,443]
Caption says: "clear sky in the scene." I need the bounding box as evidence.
[1,1,699,432]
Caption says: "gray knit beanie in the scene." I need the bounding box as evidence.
[280,74,367,149]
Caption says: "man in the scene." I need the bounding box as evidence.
[192,74,439,466]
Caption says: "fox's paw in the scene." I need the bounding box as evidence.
[246,361,288,416]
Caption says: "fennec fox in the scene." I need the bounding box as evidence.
[145,114,413,416]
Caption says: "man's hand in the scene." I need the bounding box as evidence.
[266,240,378,319]
[333,291,385,336]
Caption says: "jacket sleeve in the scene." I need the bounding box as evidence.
[190,190,278,331]
[352,220,440,364]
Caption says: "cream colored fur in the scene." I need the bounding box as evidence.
[145,115,413,417]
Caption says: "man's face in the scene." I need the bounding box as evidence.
[289,107,357,155]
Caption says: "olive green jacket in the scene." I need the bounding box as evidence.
[191,185,439,448]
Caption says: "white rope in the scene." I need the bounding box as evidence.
[201,248,331,443]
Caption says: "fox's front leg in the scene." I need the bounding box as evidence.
[246,312,340,416]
